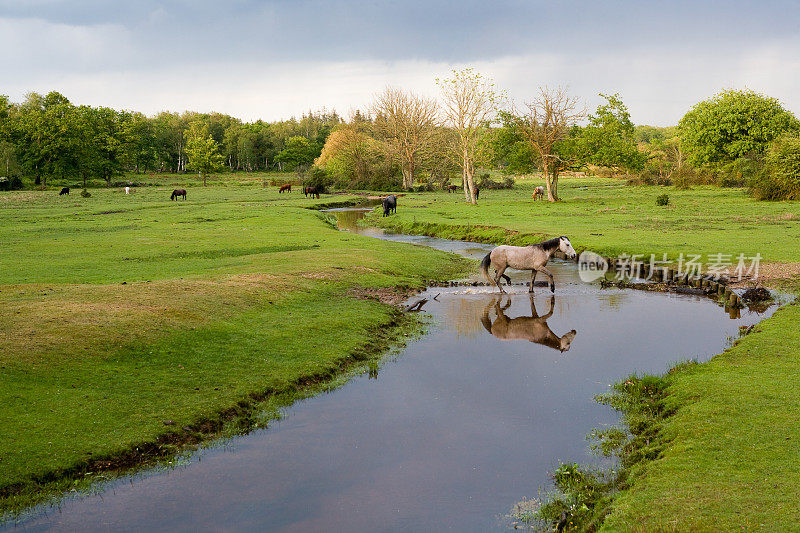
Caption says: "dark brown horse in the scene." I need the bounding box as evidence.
[59,187,70,195]
[170,189,187,201]
[446,184,459,193]
[304,186,319,198]
[279,184,291,193]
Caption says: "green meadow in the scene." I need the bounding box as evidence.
[3,176,800,529]
[0,185,470,512]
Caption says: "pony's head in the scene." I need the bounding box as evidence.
[559,329,577,352]
[559,236,577,260]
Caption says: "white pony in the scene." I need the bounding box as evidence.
[532,186,545,201]
[481,236,577,293]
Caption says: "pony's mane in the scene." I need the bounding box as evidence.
[537,237,562,251]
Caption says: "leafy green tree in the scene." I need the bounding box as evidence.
[580,93,645,172]
[184,121,223,186]
[274,136,319,171]
[490,122,538,174]
[122,112,158,173]
[678,89,800,166]
[79,106,128,186]
[13,91,83,186]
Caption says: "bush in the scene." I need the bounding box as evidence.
[80,189,91,198]
[302,166,334,194]
[749,133,800,200]
[0,176,24,191]
[656,193,669,206]
[476,174,515,190]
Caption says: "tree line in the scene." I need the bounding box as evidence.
[0,91,340,188]
[1,74,798,201]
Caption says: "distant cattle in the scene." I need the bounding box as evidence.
[59,187,70,196]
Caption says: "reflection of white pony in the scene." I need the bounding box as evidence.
[480,295,577,352]
[480,236,577,293]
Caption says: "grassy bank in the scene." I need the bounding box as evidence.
[601,301,800,531]
[368,175,800,265]
[364,177,800,530]
[0,186,471,513]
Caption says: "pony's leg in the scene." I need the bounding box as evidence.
[529,269,537,293]
[501,274,511,286]
[543,295,555,318]
[494,265,508,293]
[538,265,556,292]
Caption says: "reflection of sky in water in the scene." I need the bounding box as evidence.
[8,216,779,533]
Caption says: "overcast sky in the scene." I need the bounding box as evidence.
[1,0,798,125]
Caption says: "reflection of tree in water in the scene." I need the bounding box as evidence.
[444,296,490,339]
[334,210,367,230]
[599,291,627,311]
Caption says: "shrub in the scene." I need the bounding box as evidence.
[476,174,515,190]
[656,193,669,206]
[749,133,800,200]
[80,189,91,198]
[302,166,334,194]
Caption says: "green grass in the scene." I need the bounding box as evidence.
[370,175,800,263]
[5,176,800,528]
[602,301,800,531]
[0,185,471,513]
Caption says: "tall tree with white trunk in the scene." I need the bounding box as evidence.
[437,69,501,204]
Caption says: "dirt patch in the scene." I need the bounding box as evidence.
[347,286,420,306]
[728,262,800,288]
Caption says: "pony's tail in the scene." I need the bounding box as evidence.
[480,253,493,285]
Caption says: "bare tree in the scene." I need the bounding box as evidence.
[506,87,585,201]
[371,87,440,189]
[437,69,501,204]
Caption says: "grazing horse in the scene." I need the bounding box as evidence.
[446,184,459,193]
[532,186,545,201]
[481,295,577,353]
[170,189,187,201]
[304,186,319,198]
[59,187,70,195]
[474,187,480,200]
[481,236,577,293]
[279,184,291,193]
[382,194,397,216]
